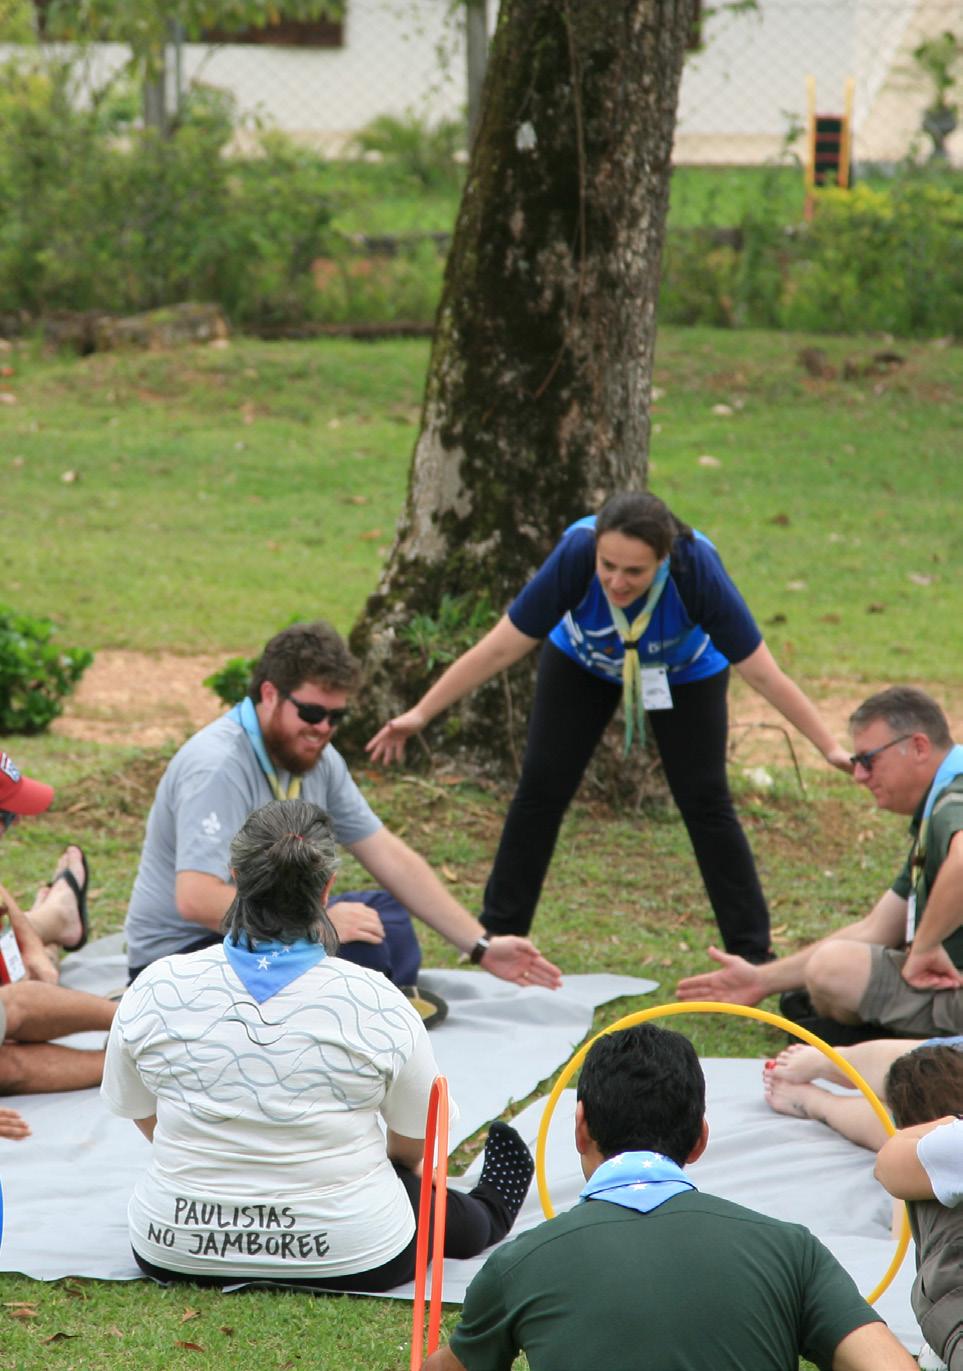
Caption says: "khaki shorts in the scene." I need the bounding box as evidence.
[858,946,963,1037]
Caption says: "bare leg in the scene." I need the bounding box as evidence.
[763,1075,889,1151]
[0,1042,106,1095]
[767,1039,923,1093]
[1,982,116,1041]
[25,846,85,949]
[805,940,875,1024]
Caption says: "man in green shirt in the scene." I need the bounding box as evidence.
[679,686,963,1039]
[424,1024,912,1371]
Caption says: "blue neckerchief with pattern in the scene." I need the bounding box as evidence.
[579,1150,696,1214]
[228,697,301,801]
[223,933,326,1002]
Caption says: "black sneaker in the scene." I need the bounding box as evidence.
[777,990,902,1046]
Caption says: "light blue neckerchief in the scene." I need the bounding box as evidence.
[923,744,963,825]
[579,1149,696,1214]
[223,933,326,1003]
[228,697,300,801]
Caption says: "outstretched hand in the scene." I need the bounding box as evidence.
[676,945,767,1006]
[366,708,427,766]
[480,936,562,991]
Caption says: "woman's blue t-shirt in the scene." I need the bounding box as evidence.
[507,516,762,686]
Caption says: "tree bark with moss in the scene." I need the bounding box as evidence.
[349,0,695,774]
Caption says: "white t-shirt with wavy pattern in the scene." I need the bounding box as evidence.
[102,946,448,1278]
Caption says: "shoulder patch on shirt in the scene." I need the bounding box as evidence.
[201,810,222,838]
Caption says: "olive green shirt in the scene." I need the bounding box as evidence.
[892,775,963,968]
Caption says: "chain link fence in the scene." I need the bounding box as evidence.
[6,0,960,166]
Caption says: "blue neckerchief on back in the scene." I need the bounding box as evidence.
[223,933,327,1003]
[229,697,300,800]
[579,1150,696,1214]
[924,744,963,824]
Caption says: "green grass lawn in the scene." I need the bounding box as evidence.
[2,328,960,680]
[1,325,958,1368]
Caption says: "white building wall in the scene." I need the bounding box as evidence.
[3,0,958,165]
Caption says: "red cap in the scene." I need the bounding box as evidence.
[0,753,54,816]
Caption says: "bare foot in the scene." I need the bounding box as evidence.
[763,1073,827,1121]
[766,1044,831,1085]
[34,845,85,949]
[0,1107,31,1141]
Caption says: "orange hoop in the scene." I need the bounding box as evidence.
[534,1003,910,1306]
[410,1075,450,1371]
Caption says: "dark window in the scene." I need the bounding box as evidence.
[31,4,344,48]
[202,18,344,47]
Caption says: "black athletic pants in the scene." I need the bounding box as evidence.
[132,1164,514,1293]
[480,641,771,962]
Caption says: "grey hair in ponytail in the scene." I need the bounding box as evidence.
[223,799,340,952]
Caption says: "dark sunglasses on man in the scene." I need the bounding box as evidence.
[281,690,348,729]
[848,733,912,773]
[0,810,18,834]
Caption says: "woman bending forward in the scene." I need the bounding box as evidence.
[368,492,849,964]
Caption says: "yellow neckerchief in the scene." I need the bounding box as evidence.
[603,558,670,752]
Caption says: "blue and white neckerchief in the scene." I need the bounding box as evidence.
[579,1150,696,1214]
[223,933,326,1003]
[228,697,300,801]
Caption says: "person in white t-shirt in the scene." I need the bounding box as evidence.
[875,1046,963,1370]
[102,798,534,1290]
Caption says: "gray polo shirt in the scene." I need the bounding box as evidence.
[124,713,381,968]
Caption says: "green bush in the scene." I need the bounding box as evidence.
[781,180,963,336]
[311,239,444,325]
[0,606,93,734]
[661,171,963,337]
[352,112,466,191]
[0,59,334,325]
[204,656,253,708]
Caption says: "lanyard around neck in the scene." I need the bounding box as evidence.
[229,697,302,801]
[604,559,670,752]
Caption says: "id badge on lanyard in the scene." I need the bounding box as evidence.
[905,892,917,944]
[641,667,673,711]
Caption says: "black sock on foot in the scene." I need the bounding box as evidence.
[475,1122,534,1224]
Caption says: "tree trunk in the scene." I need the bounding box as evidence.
[348,0,694,785]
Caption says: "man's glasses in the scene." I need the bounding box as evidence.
[0,810,18,834]
[281,691,348,729]
[849,734,912,772]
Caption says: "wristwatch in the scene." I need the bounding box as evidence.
[469,936,491,965]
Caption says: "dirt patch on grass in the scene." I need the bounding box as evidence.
[55,650,963,768]
[53,650,230,749]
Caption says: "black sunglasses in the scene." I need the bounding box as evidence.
[849,733,912,772]
[281,690,348,729]
[0,809,18,834]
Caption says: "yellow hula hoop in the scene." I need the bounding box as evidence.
[535,1001,910,1306]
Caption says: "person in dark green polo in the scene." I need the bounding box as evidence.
[424,1024,914,1371]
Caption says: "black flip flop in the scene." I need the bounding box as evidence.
[52,848,89,952]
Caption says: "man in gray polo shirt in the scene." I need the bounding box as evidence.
[125,621,561,1004]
